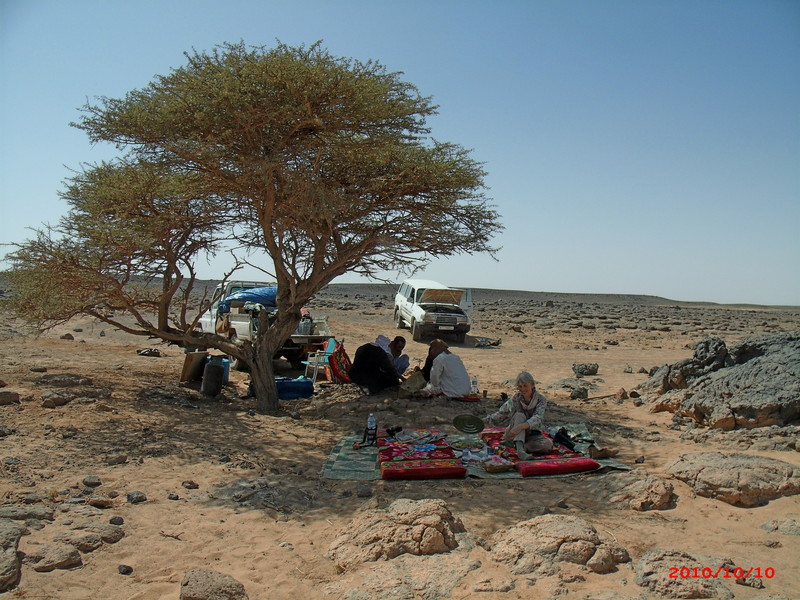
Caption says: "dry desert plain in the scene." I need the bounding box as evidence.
[1,283,799,600]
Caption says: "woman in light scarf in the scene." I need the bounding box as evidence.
[485,371,553,459]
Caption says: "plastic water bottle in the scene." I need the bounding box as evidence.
[362,413,378,447]
[471,375,478,395]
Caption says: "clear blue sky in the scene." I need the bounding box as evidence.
[2,0,798,305]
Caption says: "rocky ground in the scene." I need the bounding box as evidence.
[0,283,799,600]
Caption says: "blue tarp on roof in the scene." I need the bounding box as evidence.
[218,286,278,314]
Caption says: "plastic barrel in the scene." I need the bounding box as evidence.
[209,356,230,384]
[201,362,224,396]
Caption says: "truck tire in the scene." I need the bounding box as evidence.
[394,309,404,329]
[454,331,467,344]
[227,333,249,371]
[411,320,424,342]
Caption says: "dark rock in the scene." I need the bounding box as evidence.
[182,481,200,489]
[0,391,20,406]
[82,476,102,488]
[109,516,124,526]
[126,491,147,504]
[118,564,133,575]
[572,363,599,377]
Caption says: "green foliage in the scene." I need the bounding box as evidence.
[6,40,502,412]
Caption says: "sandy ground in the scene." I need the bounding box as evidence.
[1,284,799,599]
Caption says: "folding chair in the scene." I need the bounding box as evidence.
[302,337,338,383]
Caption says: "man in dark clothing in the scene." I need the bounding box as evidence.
[348,337,402,394]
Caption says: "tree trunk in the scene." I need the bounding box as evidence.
[249,310,301,414]
[250,351,279,414]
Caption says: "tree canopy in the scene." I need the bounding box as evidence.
[5,41,502,413]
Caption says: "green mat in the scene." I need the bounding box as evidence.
[320,424,630,481]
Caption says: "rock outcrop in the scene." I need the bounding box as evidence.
[489,514,629,576]
[667,452,800,507]
[640,333,800,429]
[326,498,465,568]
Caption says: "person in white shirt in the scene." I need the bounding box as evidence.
[418,339,471,399]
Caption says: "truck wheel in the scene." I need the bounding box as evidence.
[411,320,424,342]
[227,333,249,371]
[394,309,404,329]
[454,331,467,344]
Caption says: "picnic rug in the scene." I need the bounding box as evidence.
[320,423,630,481]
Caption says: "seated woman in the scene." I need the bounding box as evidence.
[484,371,554,460]
[348,335,403,395]
[417,339,471,399]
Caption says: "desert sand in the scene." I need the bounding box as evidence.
[1,283,799,599]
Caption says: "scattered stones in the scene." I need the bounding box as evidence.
[180,568,249,600]
[36,373,93,387]
[326,498,465,568]
[667,452,800,507]
[489,514,629,576]
[41,390,75,409]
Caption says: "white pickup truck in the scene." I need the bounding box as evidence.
[198,281,332,369]
[393,278,472,343]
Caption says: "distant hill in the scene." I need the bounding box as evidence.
[1,273,796,311]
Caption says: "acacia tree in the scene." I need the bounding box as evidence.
[5,42,502,413]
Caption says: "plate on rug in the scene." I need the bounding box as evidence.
[453,414,485,434]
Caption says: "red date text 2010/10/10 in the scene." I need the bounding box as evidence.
[668,566,775,580]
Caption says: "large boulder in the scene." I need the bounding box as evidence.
[634,549,734,599]
[489,514,629,576]
[641,333,800,429]
[610,474,676,511]
[326,498,465,568]
[667,452,800,507]
[0,520,26,592]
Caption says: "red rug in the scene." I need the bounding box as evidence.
[479,428,600,477]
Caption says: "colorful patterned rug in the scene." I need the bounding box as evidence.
[320,424,629,480]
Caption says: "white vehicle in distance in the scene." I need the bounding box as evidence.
[394,279,473,343]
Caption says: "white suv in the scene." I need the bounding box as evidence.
[394,279,472,343]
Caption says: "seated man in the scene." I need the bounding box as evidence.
[389,335,410,375]
[417,339,471,399]
[348,336,403,394]
[484,371,553,460]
